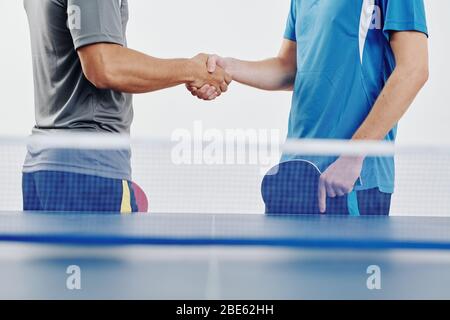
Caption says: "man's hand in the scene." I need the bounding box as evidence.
[187,54,231,101]
[188,54,232,100]
[318,156,365,213]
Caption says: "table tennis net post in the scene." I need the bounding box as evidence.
[0,134,449,217]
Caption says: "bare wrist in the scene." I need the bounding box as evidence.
[181,59,197,84]
[224,57,236,77]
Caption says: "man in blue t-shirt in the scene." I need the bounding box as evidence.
[190,0,429,215]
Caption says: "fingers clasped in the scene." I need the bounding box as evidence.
[188,54,232,101]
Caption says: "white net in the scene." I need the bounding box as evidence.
[0,134,449,216]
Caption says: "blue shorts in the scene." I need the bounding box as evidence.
[23,171,138,213]
[354,188,392,216]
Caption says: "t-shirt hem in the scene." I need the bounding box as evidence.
[383,21,428,38]
[73,34,125,50]
[283,34,297,42]
[355,184,394,194]
[22,163,131,181]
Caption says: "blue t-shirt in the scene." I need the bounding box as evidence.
[283,0,428,193]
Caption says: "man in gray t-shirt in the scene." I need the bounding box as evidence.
[22,0,231,213]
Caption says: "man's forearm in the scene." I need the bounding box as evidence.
[189,39,297,99]
[352,65,428,141]
[82,45,194,94]
[225,57,296,91]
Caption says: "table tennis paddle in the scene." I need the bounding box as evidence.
[131,182,149,213]
[261,160,350,215]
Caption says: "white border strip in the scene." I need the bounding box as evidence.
[284,139,450,156]
[0,134,449,156]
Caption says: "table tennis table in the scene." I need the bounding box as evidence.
[1,211,450,299]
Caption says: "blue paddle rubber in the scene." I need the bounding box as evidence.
[262,160,348,215]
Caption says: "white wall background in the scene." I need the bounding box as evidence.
[0,1,449,215]
[1,0,448,142]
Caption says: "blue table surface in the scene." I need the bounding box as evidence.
[0,211,450,299]
[1,211,450,249]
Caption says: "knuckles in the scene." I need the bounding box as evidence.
[320,175,353,195]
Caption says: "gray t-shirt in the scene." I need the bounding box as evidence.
[23,0,133,180]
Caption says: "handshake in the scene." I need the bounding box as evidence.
[186,54,231,101]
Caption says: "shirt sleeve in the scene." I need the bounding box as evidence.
[382,0,428,41]
[284,0,297,42]
[66,0,125,49]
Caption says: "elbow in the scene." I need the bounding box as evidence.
[417,66,429,87]
[78,44,121,90]
[83,64,116,90]
[411,61,429,88]
[277,58,297,91]
[399,63,429,89]
[85,73,110,90]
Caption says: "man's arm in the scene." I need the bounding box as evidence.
[318,31,429,213]
[78,44,231,94]
[352,31,429,141]
[189,39,297,100]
